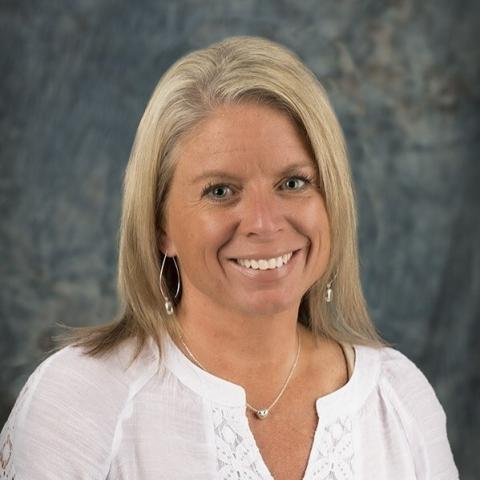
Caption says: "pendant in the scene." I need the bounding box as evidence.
[325,283,333,303]
[165,300,174,315]
[256,408,269,419]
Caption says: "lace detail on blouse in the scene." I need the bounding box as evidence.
[0,430,14,479]
[213,406,266,479]
[0,369,40,480]
[212,407,355,480]
[310,416,354,480]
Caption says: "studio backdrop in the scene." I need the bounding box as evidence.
[0,1,478,478]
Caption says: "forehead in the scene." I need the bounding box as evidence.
[171,102,316,178]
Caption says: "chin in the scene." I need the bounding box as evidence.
[235,294,299,318]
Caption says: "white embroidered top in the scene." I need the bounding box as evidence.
[0,334,459,480]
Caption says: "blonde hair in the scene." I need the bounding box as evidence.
[59,36,386,361]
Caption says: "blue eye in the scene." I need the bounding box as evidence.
[202,183,233,201]
[282,175,312,190]
[211,185,230,198]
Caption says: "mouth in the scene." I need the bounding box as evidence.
[227,249,302,278]
[231,251,295,270]
[229,248,303,285]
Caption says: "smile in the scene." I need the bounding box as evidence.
[235,252,293,270]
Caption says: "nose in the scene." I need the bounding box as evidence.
[239,186,285,238]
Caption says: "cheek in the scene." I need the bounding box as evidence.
[199,211,232,239]
[301,197,330,235]
[172,208,233,259]
[303,199,331,266]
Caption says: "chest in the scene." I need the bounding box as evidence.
[107,394,419,480]
[247,404,318,480]
[242,348,349,479]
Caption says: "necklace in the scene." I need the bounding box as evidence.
[178,329,301,420]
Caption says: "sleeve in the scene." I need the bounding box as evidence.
[380,348,459,480]
[0,346,129,480]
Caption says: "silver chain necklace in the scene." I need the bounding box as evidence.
[178,330,301,419]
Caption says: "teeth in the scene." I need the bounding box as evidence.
[236,252,294,270]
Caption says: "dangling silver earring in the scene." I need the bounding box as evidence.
[325,272,337,303]
[159,251,181,315]
[325,281,333,303]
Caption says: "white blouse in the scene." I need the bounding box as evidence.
[0,334,459,479]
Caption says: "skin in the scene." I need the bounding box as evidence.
[160,102,347,479]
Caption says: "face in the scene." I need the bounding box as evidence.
[161,102,330,318]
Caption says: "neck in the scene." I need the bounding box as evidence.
[174,296,302,386]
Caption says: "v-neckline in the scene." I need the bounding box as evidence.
[230,346,359,480]
[162,333,380,479]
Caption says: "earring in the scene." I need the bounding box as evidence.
[325,281,333,303]
[159,251,181,315]
[325,272,337,303]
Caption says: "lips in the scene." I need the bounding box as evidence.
[235,252,293,270]
[227,249,302,281]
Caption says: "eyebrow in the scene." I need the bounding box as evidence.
[191,162,316,184]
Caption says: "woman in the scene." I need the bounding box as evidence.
[0,36,458,479]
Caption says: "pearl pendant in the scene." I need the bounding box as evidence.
[165,300,174,315]
[256,409,269,419]
[325,283,333,303]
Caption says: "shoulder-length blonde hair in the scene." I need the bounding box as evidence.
[59,35,386,361]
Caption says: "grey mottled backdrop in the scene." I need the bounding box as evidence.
[1,0,478,477]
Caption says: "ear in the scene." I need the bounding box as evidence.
[158,227,177,257]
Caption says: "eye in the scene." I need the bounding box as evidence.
[281,175,313,191]
[201,183,234,201]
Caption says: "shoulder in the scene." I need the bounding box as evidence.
[368,346,459,479]
[0,338,160,479]
[19,339,154,417]
[375,346,450,432]
[33,336,160,393]
[352,344,443,412]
